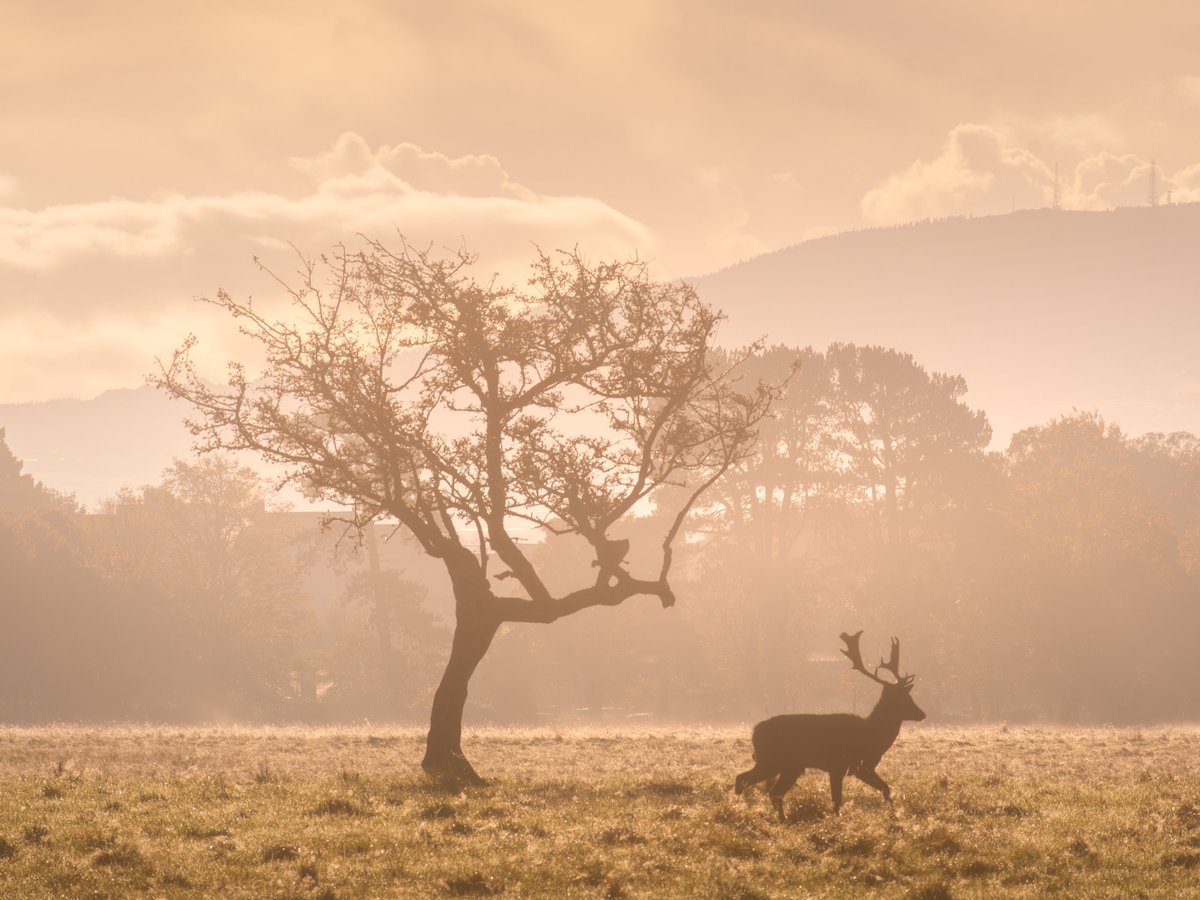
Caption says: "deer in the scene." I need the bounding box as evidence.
[734,631,926,821]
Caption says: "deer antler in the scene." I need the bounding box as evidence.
[841,631,912,686]
[840,630,891,686]
[877,637,902,683]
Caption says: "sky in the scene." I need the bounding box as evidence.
[4,1,1200,403]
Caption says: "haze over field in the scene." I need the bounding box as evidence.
[3,0,1200,749]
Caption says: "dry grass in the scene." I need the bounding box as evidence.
[0,724,1198,897]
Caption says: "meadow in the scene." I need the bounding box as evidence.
[1,724,1198,898]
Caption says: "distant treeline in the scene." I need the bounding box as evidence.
[2,343,1198,725]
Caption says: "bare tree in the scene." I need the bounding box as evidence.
[154,239,776,782]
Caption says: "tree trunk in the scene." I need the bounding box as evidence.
[417,547,673,785]
[421,596,499,785]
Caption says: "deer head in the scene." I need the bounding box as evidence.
[840,630,925,722]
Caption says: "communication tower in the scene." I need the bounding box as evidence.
[1052,163,1062,211]
[1148,158,1159,207]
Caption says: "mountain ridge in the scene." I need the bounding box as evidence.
[4,204,1198,506]
[694,203,1200,444]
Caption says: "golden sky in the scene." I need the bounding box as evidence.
[3,1,1200,402]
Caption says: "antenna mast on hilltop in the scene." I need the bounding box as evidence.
[1053,162,1062,211]
[1148,158,1159,208]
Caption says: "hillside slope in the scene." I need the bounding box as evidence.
[4,206,1198,503]
[0,386,194,507]
[695,204,1200,443]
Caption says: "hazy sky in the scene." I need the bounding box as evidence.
[4,1,1200,403]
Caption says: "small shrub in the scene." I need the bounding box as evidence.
[0,837,17,860]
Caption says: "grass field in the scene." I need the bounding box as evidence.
[1,724,1199,898]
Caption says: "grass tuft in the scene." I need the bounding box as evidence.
[444,871,503,895]
[599,826,646,846]
[1161,849,1200,869]
[91,842,147,869]
[262,844,300,862]
[311,797,369,817]
[639,779,693,798]
[909,880,955,900]
[419,802,458,820]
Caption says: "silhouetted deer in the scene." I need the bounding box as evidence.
[734,631,925,821]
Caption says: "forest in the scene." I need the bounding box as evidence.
[4,343,1198,728]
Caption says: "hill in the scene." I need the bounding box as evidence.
[694,204,1200,444]
[0,386,195,508]
[4,205,1199,504]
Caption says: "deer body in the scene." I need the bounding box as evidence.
[734,632,925,821]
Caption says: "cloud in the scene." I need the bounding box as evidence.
[861,123,1200,223]
[860,124,1054,225]
[289,132,535,200]
[0,134,655,401]
[1068,153,1149,209]
[1068,154,1200,209]
[679,165,769,271]
[1168,163,1200,204]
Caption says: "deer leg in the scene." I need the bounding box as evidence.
[768,768,801,822]
[829,767,847,815]
[735,763,774,795]
[853,767,893,810]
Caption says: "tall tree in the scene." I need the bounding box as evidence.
[92,456,312,718]
[155,240,775,782]
[824,343,992,548]
[0,428,73,513]
[1003,412,1197,721]
[694,346,842,712]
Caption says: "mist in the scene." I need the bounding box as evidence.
[4,329,1197,728]
[4,7,1200,894]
